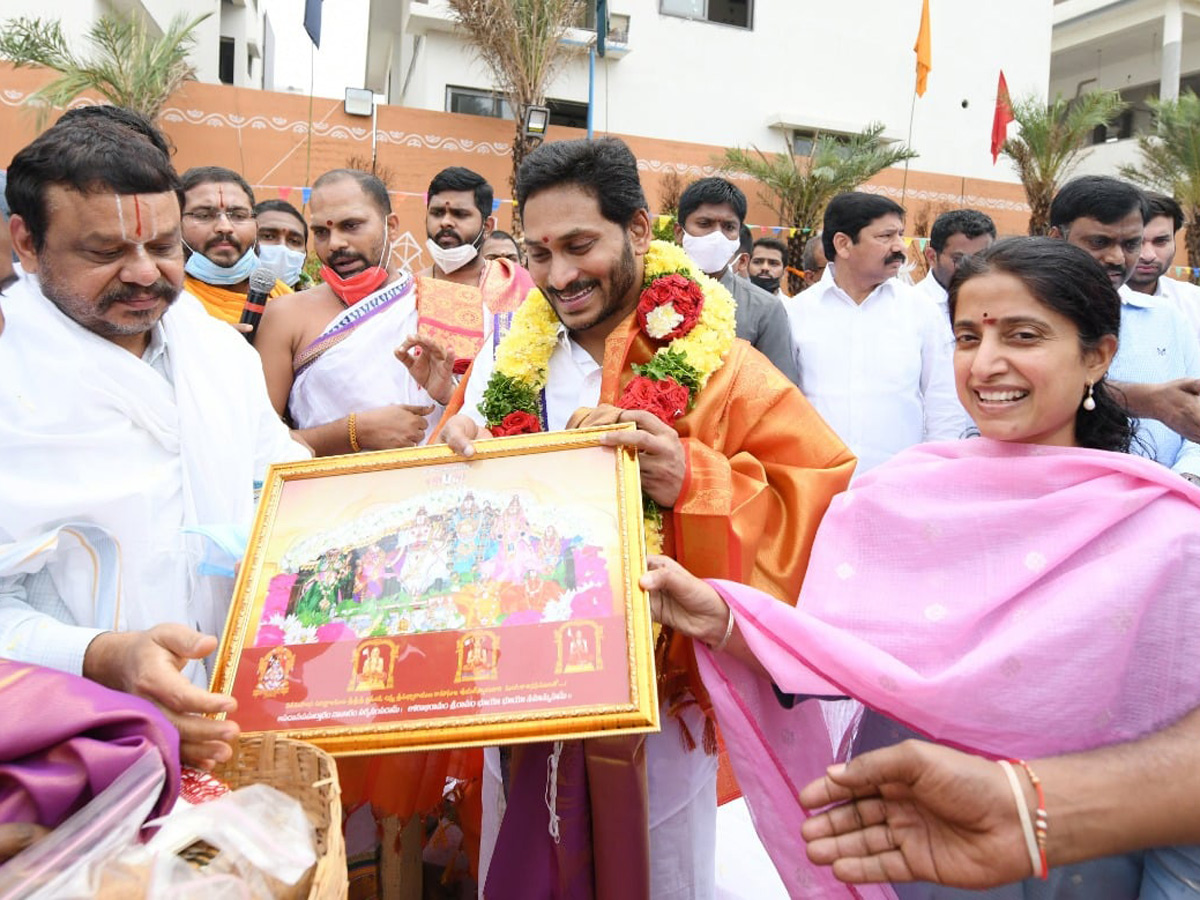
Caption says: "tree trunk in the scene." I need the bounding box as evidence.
[1027,191,1051,236]
[786,226,806,295]
[1186,216,1200,277]
[510,115,529,240]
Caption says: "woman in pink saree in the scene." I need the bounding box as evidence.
[643,238,1200,899]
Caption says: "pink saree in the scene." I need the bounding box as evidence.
[698,439,1200,898]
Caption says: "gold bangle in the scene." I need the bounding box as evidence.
[348,412,361,452]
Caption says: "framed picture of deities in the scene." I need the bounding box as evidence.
[210,424,659,755]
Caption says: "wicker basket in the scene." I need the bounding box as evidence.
[211,733,347,900]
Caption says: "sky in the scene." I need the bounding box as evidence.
[263,0,372,100]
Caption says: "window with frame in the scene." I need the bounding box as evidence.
[445,87,589,129]
[446,86,514,120]
[660,0,751,29]
[218,37,235,85]
[791,128,853,160]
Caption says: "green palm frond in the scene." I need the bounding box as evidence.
[0,11,208,123]
[1120,91,1200,211]
[1001,90,1126,233]
[721,123,918,239]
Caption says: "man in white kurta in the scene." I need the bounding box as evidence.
[787,192,966,475]
[0,112,308,768]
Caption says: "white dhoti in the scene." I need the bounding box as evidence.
[289,273,444,444]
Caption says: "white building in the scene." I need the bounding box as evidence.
[365,0,1052,184]
[1050,0,1200,177]
[3,0,268,90]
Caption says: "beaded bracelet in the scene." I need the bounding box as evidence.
[1014,759,1049,879]
[348,412,362,452]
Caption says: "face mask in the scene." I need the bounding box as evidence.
[257,244,307,286]
[184,246,258,285]
[681,230,741,276]
[426,227,485,274]
[750,273,781,294]
[320,225,391,305]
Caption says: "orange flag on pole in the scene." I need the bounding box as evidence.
[991,70,1015,163]
[914,0,932,96]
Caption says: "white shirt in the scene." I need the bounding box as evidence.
[787,264,966,474]
[1150,275,1200,343]
[461,323,603,429]
[1114,285,1200,478]
[913,272,951,325]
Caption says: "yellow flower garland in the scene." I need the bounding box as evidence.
[486,240,737,553]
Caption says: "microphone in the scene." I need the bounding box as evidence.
[239,266,277,342]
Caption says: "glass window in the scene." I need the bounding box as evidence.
[218,37,235,85]
[661,0,751,28]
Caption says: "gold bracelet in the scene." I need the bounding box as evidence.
[348,412,361,452]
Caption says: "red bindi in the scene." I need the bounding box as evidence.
[326,219,334,227]
[541,236,550,243]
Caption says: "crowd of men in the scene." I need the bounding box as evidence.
[3,102,1200,897]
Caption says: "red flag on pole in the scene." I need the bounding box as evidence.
[913,0,932,96]
[991,70,1015,163]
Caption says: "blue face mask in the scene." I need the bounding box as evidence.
[257,244,307,286]
[184,246,259,285]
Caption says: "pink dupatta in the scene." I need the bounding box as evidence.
[698,439,1200,898]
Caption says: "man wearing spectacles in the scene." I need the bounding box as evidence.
[180,166,292,324]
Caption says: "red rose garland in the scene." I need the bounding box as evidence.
[635,273,705,342]
[618,375,691,425]
[490,410,542,436]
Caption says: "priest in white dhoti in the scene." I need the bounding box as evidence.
[255,169,461,455]
[0,112,308,768]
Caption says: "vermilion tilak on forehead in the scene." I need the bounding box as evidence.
[218,185,225,207]
[133,196,143,238]
[982,313,996,324]
[541,236,549,243]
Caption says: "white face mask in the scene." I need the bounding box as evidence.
[257,244,307,286]
[682,229,741,276]
[426,227,485,274]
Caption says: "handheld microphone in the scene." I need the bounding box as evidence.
[239,266,277,342]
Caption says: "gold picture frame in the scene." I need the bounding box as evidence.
[210,424,659,755]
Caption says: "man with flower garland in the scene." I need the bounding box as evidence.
[438,137,855,899]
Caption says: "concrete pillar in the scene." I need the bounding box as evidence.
[1163,0,1183,102]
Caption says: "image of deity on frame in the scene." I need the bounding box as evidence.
[455,629,500,682]
[253,646,295,698]
[557,621,602,674]
[212,428,659,755]
[348,638,395,692]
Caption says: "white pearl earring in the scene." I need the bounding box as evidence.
[1082,382,1096,412]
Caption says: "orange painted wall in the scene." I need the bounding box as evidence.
[1,63,1033,271]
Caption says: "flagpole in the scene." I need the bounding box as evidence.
[901,88,917,205]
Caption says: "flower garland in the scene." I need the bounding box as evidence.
[479,240,737,553]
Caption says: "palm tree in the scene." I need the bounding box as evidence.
[447,0,585,237]
[1119,91,1200,268]
[1001,90,1126,235]
[722,124,918,294]
[0,11,209,124]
